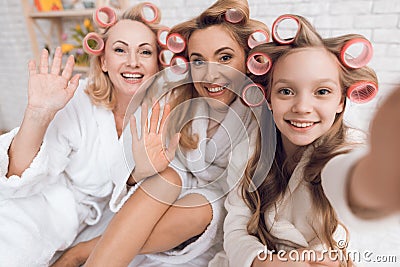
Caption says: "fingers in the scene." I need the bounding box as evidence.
[159,104,171,134]
[165,133,180,162]
[28,60,36,77]
[149,101,160,133]
[65,74,81,97]
[141,102,148,137]
[50,47,63,75]
[62,54,75,80]
[39,48,49,74]
[130,114,139,143]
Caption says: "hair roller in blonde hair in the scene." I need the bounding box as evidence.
[347,81,378,103]
[340,38,373,69]
[82,32,104,55]
[272,14,300,44]
[93,6,117,28]
[140,2,159,24]
[166,33,186,53]
[170,56,189,75]
[157,27,170,47]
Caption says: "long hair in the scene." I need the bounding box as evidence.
[241,15,377,266]
[168,0,270,149]
[85,3,166,110]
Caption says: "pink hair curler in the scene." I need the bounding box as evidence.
[247,52,272,76]
[225,8,244,23]
[272,14,300,45]
[93,6,117,28]
[347,81,378,104]
[170,56,189,75]
[248,30,270,49]
[141,2,159,24]
[159,49,174,66]
[157,27,170,48]
[340,38,373,69]
[82,32,104,56]
[242,83,266,107]
[166,33,186,54]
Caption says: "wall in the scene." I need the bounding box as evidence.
[0,0,399,131]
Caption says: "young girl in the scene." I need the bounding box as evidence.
[0,3,180,266]
[65,0,273,266]
[222,14,392,267]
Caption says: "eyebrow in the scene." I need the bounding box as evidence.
[273,78,338,87]
[113,40,153,47]
[189,47,235,59]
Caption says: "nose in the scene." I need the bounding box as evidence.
[205,62,221,81]
[291,93,313,114]
[126,51,139,67]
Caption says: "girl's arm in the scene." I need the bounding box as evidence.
[8,47,80,177]
[51,238,99,267]
[348,86,400,218]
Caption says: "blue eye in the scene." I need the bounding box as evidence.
[192,59,205,66]
[114,48,124,53]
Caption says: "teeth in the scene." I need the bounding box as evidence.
[206,86,225,93]
[290,121,314,128]
[122,73,143,79]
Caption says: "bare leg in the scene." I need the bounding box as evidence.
[140,193,213,254]
[84,167,181,267]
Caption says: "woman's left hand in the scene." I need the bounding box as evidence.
[50,238,98,267]
[129,101,180,183]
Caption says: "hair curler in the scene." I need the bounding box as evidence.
[82,32,104,55]
[340,38,373,69]
[141,2,159,24]
[93,6,117,28]
[247,52,272,76]
[166,33,186,54]
[347,81,378,103]
[157,27,170,48]
[248,30,270,49]
[159,49,174,66]
[272,14,300,44]
[170,56,189,75]
[242,83,266,107]
[225,8,245,23]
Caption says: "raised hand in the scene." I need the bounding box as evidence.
[27,47,80,117]
[129,101,180,182]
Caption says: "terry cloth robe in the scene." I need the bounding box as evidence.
[0,79,139,267]
[108,96,257,266]
[215,141,400,267]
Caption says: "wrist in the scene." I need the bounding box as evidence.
[24,106,56,126]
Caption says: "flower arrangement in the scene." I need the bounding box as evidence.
[61,18,94,66]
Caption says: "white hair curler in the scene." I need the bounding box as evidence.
[340,38,373,69]
[225,8,245,23]
[93,6,117,28]
[159,49,174,66]
[141,2,159,24]
[157,27,170,48]
[170,56,189,75]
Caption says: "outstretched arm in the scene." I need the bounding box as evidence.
[349,86,400,218]
[7,47,80,177]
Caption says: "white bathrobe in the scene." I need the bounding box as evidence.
[0,79,138,266]
[215,143,400,267]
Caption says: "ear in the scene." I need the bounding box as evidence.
[100,56,107,72]
[336,97,345,113]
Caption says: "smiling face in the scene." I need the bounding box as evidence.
[269,47,345,155]
[188,25,247,110]
[101,20,159,101]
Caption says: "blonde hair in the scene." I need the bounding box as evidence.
[168,0,270,149]
[242,15,377,266]
[85,3,166,110]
